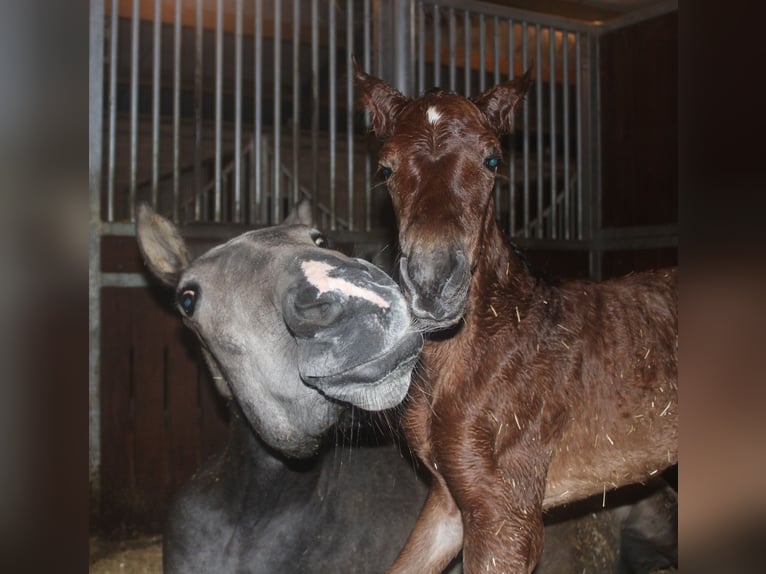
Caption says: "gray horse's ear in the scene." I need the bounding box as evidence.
[282,198,313,227]
[136,203,191,286]
[353,59,410,139]
[471,68,532,135]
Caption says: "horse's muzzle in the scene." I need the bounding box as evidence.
[399,249,470,330]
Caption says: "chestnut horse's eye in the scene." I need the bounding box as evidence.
[177,286,199,317]
[484,156,500,171]
[379,165,393,180]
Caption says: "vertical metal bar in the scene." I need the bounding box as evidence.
[329,0,336,229]
[215,0,223,222]
[173,0,181,222]
[549,26,557,239]
[508,18,515,235]
[433,4,441,87]
[493,16,500,85]
[417,2,424,94]
[254,0,263,223]
[392,0,412,96]
[107,0,118,222]
[274,0,282,224]
[522,23,529,237]
[588,33,602,280]
[234,0,243,222]
[152,0,161,209]
[347,0,354,230]
[493,15,500,217]
[563,31,570,239]
[535,24,543,238]
[364,0,372,231]
[478,14,485,92]
[293,0,301,206]
[576,31,582,240]
[311,0,318,225]
[448,8,456,92]
[89,0,105,500]
[129,0,139,221]
[463,11,470,96]
[194,0,203,221]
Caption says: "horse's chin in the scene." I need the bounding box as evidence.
[301,331,422,411]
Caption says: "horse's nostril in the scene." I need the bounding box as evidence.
[284,288,345,336]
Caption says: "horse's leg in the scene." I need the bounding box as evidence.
[451,444,548,574]
[386,477,463,574]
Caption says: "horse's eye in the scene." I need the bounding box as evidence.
[309,229,329,248]
[484,156,500,171]
[379,165,393,180]
[178,287,198,316]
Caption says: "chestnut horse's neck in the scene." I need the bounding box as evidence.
[470,202,540,315]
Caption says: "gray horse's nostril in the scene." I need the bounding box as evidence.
[283,287,345,336]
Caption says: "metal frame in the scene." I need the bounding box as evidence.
[89,0,678,502]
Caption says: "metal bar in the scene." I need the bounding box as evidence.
[576,31,582,240]
[329,0,336,229]
[414,0,594,33]
[89,0,104,499]
[311,0,318,225]
[549,26,557,239]
[215,0,223,222]
[522,23,529,237]
[274,0,282,224]
[254,0,263,223]
[493,16,500,85]
[563,31,570,239]
[392,0,412,96]
[478,14,485,92]
[448,8,456,92]
[364,0,372,231]
[433,4,441,87]
[107,0,118,222]
[194,0,202,221]
[535,24,543,238]
[508,18,515,235]
[151,0,161,209]
[417,2,424,94]
[129,0,139,221]
[588,33,602,280]
[293,0,301,206]
[347,0,354,230]
[463,10,470,95]
[172,0,181,222]
[234,0,243,222]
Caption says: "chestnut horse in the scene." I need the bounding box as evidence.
[355,67,678,573]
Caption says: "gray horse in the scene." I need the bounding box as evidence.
[136,204,427,573]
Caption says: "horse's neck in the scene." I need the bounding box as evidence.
[473,217,537,308]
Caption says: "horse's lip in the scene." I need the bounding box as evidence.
[302,330,423,388]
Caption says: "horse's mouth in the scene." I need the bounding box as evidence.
[302,331,423,410]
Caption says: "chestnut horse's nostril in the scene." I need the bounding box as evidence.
[399,249,470,325]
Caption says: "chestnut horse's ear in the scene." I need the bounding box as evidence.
[352,57,410,139]
[471,68,533,135]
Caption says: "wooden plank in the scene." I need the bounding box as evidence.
[100,288,137,531]
[130,288,171,530]
[165,324,204,491]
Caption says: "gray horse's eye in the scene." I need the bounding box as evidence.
[309,229,328,248]
[178,286,198,316]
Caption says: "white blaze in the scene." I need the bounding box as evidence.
[426,106,442,125]
[302,261,390,309]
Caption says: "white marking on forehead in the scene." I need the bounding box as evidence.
[301,261,390,309]
[426,106,442,125]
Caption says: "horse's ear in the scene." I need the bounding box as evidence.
[282,198,313,227]
[136,203,191,286]
[471,68,533,135]
[353,58,410,139]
